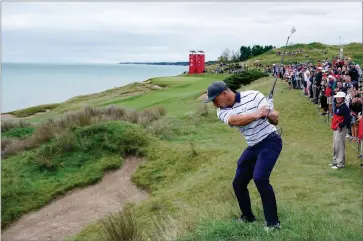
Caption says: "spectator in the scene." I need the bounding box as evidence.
[275,55,362,165]
[350,96,362,142]
[314,67,323,104]
[349,63,359,89]
[303,67,310,96]
[330,92,351,169]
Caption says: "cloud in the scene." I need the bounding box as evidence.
[2,2,362,63]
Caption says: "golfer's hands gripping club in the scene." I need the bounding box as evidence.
[256,106,270,119]
[260,98,274,120]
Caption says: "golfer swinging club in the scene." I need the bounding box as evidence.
[205,82,282,231]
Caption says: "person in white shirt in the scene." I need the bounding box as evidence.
[304,68,311,97]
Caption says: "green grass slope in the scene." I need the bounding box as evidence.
[206,42,362,71]
[1,121,150,228]
[245,42,362,66]
[70,75,362,241]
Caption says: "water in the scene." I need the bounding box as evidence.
[2,63,188,112]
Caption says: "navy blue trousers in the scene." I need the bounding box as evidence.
[232,131,282,226]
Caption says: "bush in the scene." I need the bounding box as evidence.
[223,70,268,91]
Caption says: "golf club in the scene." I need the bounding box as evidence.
[261,27,296,122]
[267,27,296,111]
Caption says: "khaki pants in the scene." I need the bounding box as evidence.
[333,127,348,167]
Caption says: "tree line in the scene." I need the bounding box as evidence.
[218,45,275,62]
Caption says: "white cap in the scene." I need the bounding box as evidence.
[328,75,333,79]
[333,92,346,98]
[318,67,323,70]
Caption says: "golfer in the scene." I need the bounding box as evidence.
[205,81,282,231]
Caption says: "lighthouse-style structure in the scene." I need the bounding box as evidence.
[189,50,205,74]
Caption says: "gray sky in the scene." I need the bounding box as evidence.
[2,2,362,63]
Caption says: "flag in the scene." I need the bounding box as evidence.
[290,26,296,34]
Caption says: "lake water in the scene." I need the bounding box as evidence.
[2,63,188,112]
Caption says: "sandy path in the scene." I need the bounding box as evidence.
[2,157,149,241]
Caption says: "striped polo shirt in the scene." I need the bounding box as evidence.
[217,90,277,146]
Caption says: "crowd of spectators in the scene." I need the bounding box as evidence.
[271,56,363,166]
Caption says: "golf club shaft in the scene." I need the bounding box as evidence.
[261,34,292,120]
[268,34,291,100]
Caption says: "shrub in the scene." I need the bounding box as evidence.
[223,70,268,91]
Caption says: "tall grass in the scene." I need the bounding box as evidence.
[2,121,151,228]
[98,205,142,241]
[1,119,33,132]
[2,106,165,159]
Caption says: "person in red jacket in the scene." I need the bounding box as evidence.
[330,92,351,169]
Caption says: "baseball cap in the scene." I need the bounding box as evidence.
[204,81,228,103]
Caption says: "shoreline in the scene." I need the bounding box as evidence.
[1,77,169,120]
[2,63,187,115]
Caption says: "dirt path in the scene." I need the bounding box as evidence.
[2,157,149,241]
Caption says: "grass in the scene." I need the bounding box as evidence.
[1,121,150,228]
[69,74,361,241]
[3,72,361,241]
[5,103,61,117]
[206,42,363,71]
[1,119,33,132]
[1,106,165,159]
[1,126,35,139]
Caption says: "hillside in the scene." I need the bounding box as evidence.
[247,42,362,65]
[2,72,361,241]
[207,42,362,72]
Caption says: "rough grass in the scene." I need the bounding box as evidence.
[6,103,60,117]
[2,126,35,139]
[1,106,165,159]
[71,75,361,241]
[1,121,151,229]
[97,204,142,241]
[249,42,363,66]
[1,119,33,132]
[206,42,362,71]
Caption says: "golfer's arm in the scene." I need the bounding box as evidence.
[228,113,258,127]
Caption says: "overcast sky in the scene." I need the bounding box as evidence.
[2,2,362,64]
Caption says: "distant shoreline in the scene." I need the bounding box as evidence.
[119,62,189,66]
